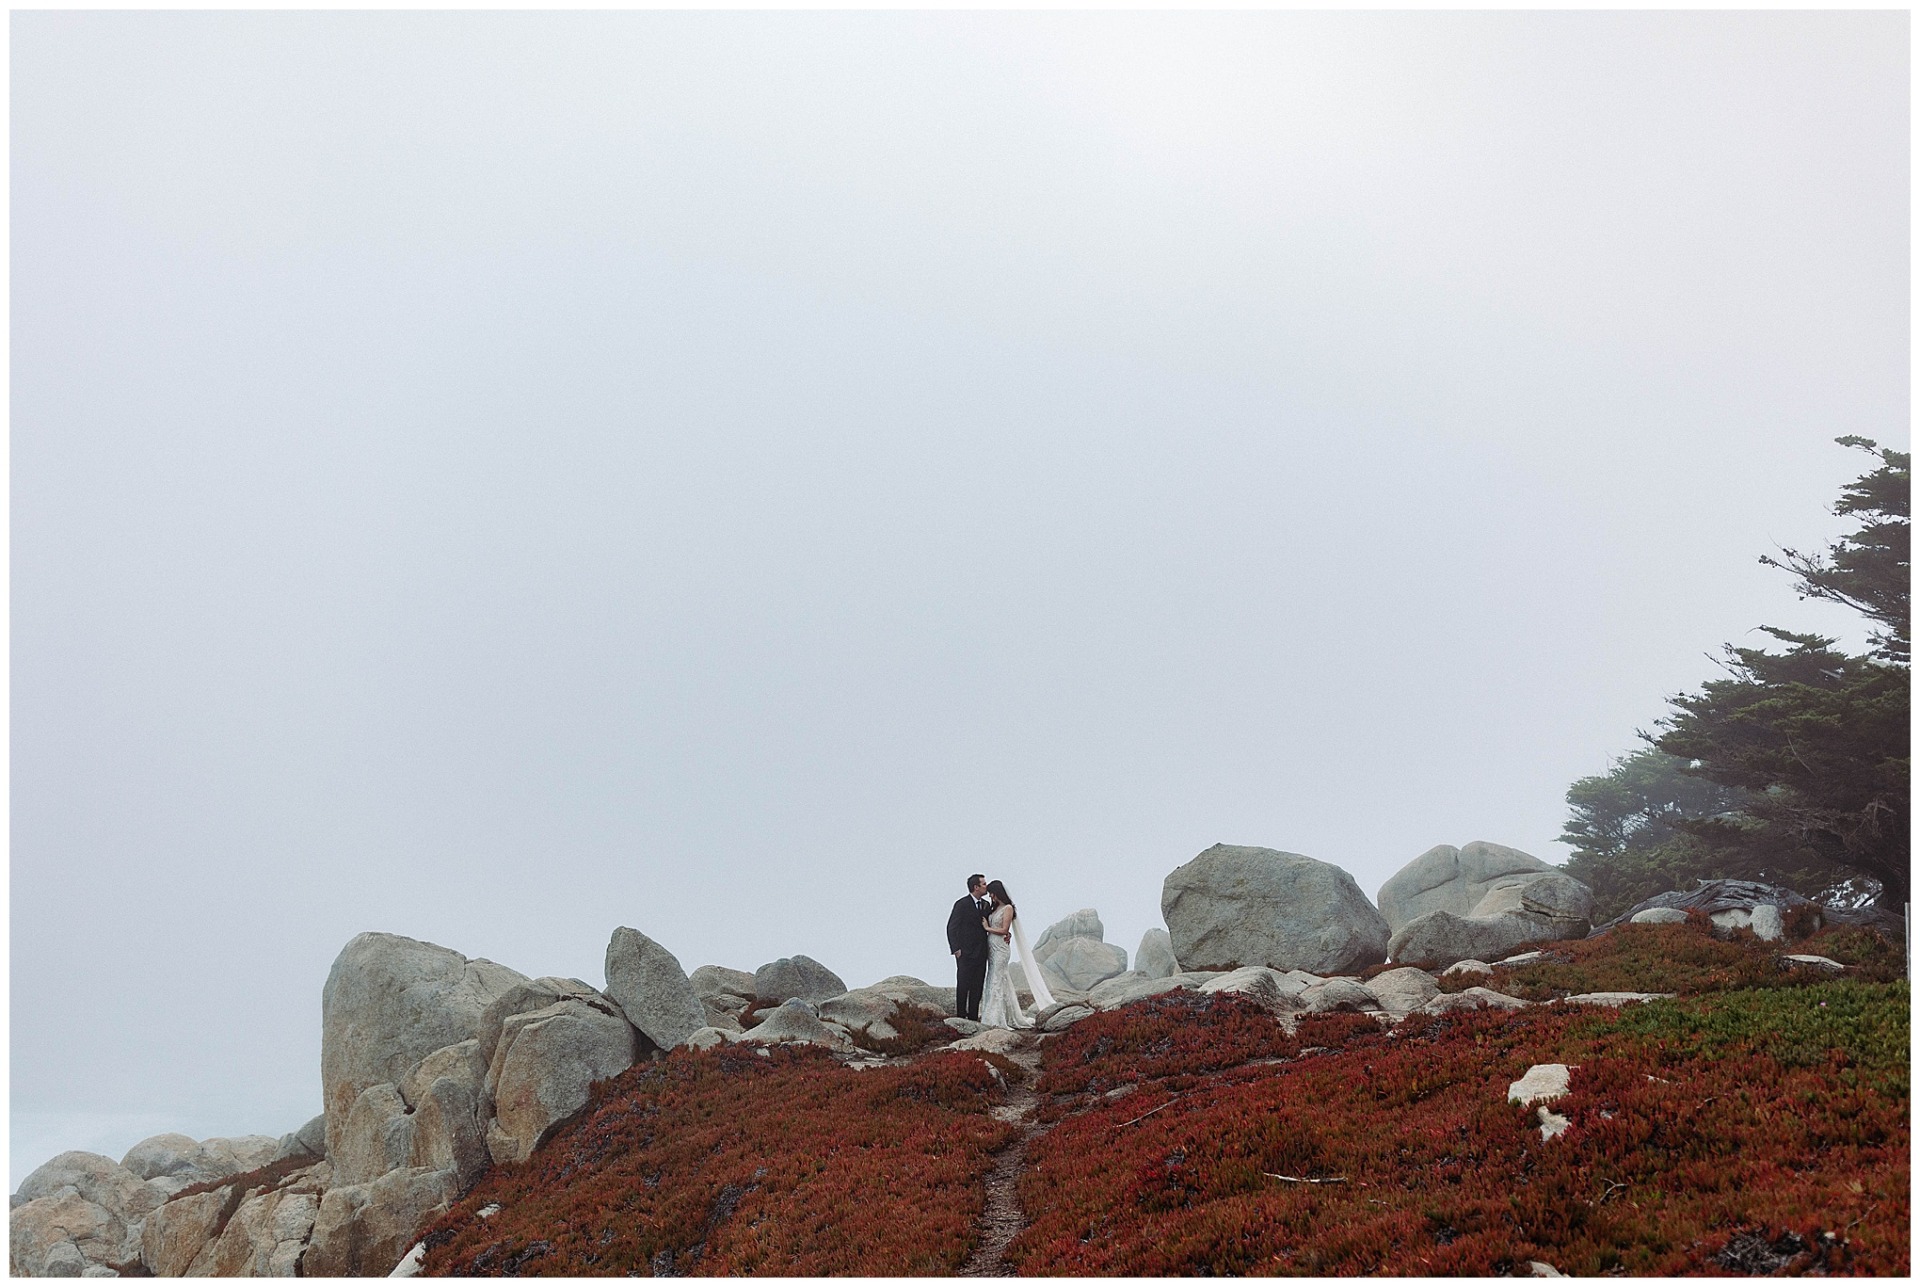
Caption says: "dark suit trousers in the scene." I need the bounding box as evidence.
[955,951,988,1022]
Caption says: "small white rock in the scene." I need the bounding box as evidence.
[1530,1260,1566,1276]
[389,1241,426,1277]
[1630,907,1689,925]
[1536,1106,1571,1141]
[1782,954,1847,971]
[1508,1063,1573,1107]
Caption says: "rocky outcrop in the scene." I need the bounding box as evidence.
[140,1186,232,1276]
[13,1151,166,1227]
[1376,842,1559,934]
[321,933,529,1161]
[332,1083,418,1186]
[1163,844,1390,975]
[404,1067,491,1191]
[10,1186,136,1277]
[485,992,639,1165]
[121,1133,274,1187]
[1388,871,1595,967]
[304,1166,458,1277]
[189,1163,331,1277]
[1135,928,1179,979]
[604,927,708,1050]
[753,955,847,1004]
[271,1115,328,1164]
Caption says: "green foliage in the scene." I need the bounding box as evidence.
[1658,629,1908,902]
[1570,438,1910,909]
[1760,437,1910,664]
[1557,748,1798,920]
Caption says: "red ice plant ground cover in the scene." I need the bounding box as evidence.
[418,1043,1014,1276]
[1009,980,1908,1276]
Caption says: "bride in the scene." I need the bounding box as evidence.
[978,880,1055,1029]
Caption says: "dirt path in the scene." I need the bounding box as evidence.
[960,1045,1048,1278]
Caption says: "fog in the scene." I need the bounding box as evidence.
[11,10,1906,1184]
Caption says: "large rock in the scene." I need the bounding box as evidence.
[867,976,957,1015]
[1389,910,1555,968]
[303,1166,458,1277]
[604,927,708,1050]
[485,994,639,1165]
[1364,966,1441,1017]
[1135,929,1179,979]
[140,1187,232,1277]
[1033,909,1104,960]
[121,1134,214,1183]
[406,1069,491,1191]
[753,955,847,1004]
[1038,937,1129,992]
[10,1188,131,1277]
[1163,844,1391,975]
[1388,871,1594,968]
[1418,987,1530,1015]
[189,1163,330,1277]
[1376,842,1559,935]
[741,998,853,1048]
[688,965,758,1002]
[1087,972,1192,1011]
[13,1152,163,1226]
[1299,977,1381,1014]
[1196,965,1308,1014]
[817,987,905,1036]
[321,933,529,1161]
[271,1115,329,1164]
[331,1083,417,1186]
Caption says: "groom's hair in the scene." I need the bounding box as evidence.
[966,873,985,890]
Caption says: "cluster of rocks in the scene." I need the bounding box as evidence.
[12,841,1834,1278]
[10,928,926,1278]
[1154,840,1819,979]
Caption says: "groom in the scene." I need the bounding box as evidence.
[946,873,991,1022]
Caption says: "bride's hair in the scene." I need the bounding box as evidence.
[984,880,1014,913]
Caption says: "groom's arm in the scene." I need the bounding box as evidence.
[946,900,968,955]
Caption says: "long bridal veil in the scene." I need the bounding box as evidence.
[1010,915,1056,1011]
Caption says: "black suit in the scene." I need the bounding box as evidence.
[947,894,991,1021]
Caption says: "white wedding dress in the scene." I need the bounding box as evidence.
[979,905,1054,1029]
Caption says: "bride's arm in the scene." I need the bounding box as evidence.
[984,910,1013,938]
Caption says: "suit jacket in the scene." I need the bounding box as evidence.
[947,895,991,959]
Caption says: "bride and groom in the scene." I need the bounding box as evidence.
[945,874,1055,1029]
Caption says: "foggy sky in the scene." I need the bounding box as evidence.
[11,10,1907,1184]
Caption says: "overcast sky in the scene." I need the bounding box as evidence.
[10,9,1907,1185]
